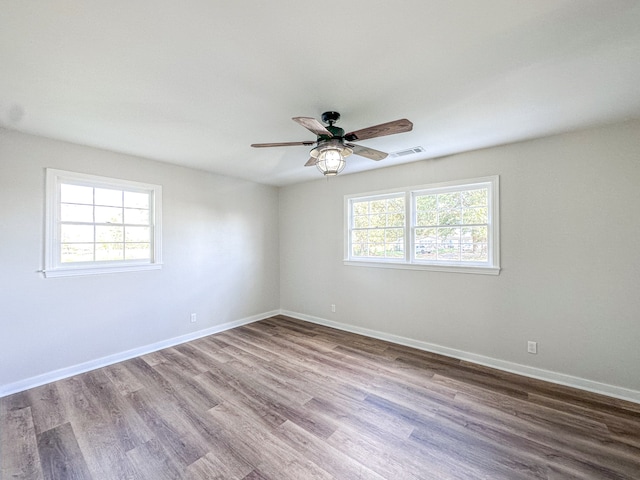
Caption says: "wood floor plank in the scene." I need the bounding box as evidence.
[102,361,146,396]
[274,419,388,480]
[81,369,153,452]
[0,406,45,480]
[126,437,182,480]
[125,387,208,469]
[25,383,68,436]
[2,316,639,479]
[207,401,332,480]
[184,450,254,480]
[37,423,92,480]
[56,374,141,479]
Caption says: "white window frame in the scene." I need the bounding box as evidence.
[44,169,163,278]
[344,176,500,275]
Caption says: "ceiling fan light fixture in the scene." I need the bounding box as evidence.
[310,140,352,176]
[316,148,345,176]
[251,112,413,176]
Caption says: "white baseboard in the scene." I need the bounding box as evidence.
[0,310,279,398]
[4,308,639,405]
[280,310,640,405]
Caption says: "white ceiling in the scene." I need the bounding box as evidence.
[2,1,640,186]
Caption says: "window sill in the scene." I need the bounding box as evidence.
[344,260,500,275]
[42,263,162,278]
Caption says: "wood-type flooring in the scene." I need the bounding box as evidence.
[2,315,639,479]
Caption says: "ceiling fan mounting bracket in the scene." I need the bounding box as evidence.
[321,111,341,125]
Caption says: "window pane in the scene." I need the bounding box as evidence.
[386,197,404,212]
[438,245,460,261]
[95,206,123,224]
[125,226,150,243]
[124,208,149,225]
[416,194,436,211]
[462,243,488,262]
[370,200,386,213]
[437,228,460,261]
[61,243,94,263]
[438,227,460,260]
[61,204,93,223]
[353,230,368,243]
[370,214,386,228]
[416,211,437,226]
[385,244,404,258]
[415,243,436,260]
[96,243,124,261]
[95,188,123,207]
[438,209,461,225]
[463,226,488,243]
[96,225,124,242]
[353,215,369,228]
[437,227,460,242]
[61,184,93,204]
[124,191,149,209]
[369,230,384,243]
[353,201,368,215]
[61,224,94,243]
[385,228,403,243]
[462,188,488,207]
[462,207,488,224]
[387,213,404,227]
[352,243,367,257]
[125,243,150,260]
[415,227,437,243]
[438,192,460,209]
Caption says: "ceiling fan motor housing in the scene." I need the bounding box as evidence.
[321,111,341,125]
[321,124,345,141]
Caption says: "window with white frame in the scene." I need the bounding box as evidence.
[44,169,162,277]
[349,193,406,260]
[345,176,499,274]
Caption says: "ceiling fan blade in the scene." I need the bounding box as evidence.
[292,117,333,137]
[345,119,413,142]
[348,144,388,161]
[304,157,317,167]
[251,141,315,148]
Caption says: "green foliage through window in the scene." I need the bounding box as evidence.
[414,187,489,263]
[350,195,405,260]
[346,177,499,272]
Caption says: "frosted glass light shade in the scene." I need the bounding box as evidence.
[310,140,352,176]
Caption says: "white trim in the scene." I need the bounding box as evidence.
[280,310,640,405]
[42,263,163,278]
[343,260,501,275]
[0,310,279,398]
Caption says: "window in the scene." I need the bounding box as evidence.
[345,176,499,274]
[44,169,162,277]
[350,194,405,260]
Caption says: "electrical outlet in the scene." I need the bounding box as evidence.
[527,341,538,354]
[190,313,197,323]
[331,304,336,313]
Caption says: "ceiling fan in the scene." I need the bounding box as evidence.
[251,111,413,176]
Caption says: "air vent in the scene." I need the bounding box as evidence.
[390,146,425,158]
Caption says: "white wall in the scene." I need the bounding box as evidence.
[0,129,280,392]
[2,121,639,400]
[279,120,640,397]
